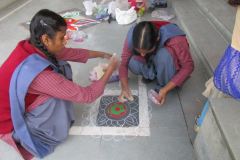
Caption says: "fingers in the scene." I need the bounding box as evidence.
[159,98,165,105]
[109,57,119,71]
[118,94,127,102]
[101,52,112,59]
[118,95,134,102]
[110,54,118,63]
[156,94,166,106]
[124,89,134,101]
[119,90,134,102]
[104,53,112,59]
[105,53,119,71]
[127,95,134,101]
[158,96,165,105]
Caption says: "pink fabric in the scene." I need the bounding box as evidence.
[56,47,89,62]
[119,36,194,86]
[0,133,33,160]
[26,47,105,112]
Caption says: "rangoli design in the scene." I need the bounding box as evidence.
[97,95,139,127]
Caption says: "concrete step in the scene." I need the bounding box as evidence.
[172,1,240,160]
[0,0,17,10]
[193,0,236,43]
[172,0,229,75]
[194,98,240,160]
[0,0,31,21]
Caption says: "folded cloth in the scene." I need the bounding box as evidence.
[202,77,229,98]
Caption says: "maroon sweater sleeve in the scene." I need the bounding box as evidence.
[28,70,105,104]
[166,36,194,86]
[56,47,89,63]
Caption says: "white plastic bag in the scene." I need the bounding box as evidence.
[83,0,97,16]
[115,7,137,25]
[108,1,117,18]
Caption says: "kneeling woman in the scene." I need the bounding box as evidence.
[0,9,118,159]
[119,21,194,105]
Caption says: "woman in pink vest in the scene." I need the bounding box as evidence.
[0,9,118,159]
[119,21,194,105]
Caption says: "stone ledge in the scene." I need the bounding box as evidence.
[172,0,228,75]
[210,98,240,160]
[193,0,236,43]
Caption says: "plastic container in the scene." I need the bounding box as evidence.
[148,89,160,105]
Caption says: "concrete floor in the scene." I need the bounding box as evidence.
[0,0,209,159]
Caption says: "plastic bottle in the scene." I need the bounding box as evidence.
[148,89,160,105]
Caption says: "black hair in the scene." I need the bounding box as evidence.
[132,21,159,57]
[29,9,67,72]
[228,0,240,5]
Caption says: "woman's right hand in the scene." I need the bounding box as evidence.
[119,88,134,102]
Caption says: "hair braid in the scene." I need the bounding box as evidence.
[29,9,66,74]
[33,36,62,73]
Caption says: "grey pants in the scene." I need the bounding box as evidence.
[128,48,175,91]
[20,61,75,156]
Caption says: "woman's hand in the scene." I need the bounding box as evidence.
[100,55,119,83]
[156,88,167,105]
[155,81,176,105]
[119,88,134,102]
[88,51,113,59]
[107,54,118,71]
[102,53,113,59]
